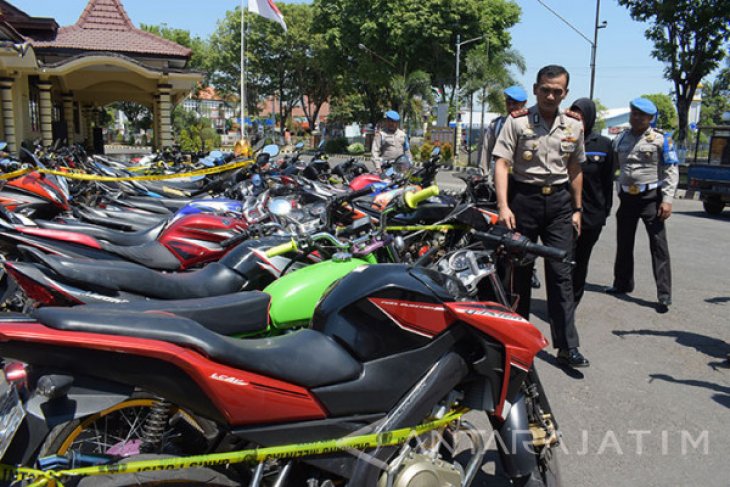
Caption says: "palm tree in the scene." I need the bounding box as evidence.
[388,70,434,134]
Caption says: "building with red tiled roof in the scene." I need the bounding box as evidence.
[0,0,202,152]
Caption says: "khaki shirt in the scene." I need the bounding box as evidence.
[371,128,411,168]
[492,105,586,185]
[479,115,506,175]
[613,128,679,203]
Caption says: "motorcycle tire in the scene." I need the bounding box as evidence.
[36,395,225,486]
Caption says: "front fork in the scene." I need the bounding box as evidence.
[489,367,558,479]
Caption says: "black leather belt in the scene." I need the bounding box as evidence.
[512,179,569,195]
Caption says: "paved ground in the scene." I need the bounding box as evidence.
[470,197,729,486]
[312,157,728,485]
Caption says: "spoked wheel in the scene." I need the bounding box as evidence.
[38,397,236,486]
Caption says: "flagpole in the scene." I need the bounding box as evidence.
[240,0,247,141]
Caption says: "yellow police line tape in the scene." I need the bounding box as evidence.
[0,409,467,486]
[0,158,254,182]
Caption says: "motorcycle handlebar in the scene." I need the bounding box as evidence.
[403,185,439,209]
[474,229,569,262]
[265,239,298,258]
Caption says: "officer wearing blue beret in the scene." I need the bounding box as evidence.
[606,97,679,313]
[371,110,412,171]
[479,85,528,177]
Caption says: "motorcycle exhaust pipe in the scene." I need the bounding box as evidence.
[348,352,468,486]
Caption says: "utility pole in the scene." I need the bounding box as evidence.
[536,0,606,100]
[453,34,484,162]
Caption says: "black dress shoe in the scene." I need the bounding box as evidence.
[605,286,632,295]
[557,348,590,368]
[656,297,671,313]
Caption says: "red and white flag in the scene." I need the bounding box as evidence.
[248,0,287,31]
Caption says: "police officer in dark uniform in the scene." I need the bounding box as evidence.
[606,98,679,313]
[569,98,615,308]
[493,65,589,367]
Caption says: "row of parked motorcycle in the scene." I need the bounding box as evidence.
[0,141,564,486]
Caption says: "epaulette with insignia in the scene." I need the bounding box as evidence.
[565,110,582,121]
[510,108,529,118]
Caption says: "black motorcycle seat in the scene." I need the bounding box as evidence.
[35,220,166,247]
[33,308,362,388]
[126,196,191,212]
[25,249,246,298]
[100,241,182,271]
[83,292,271,336]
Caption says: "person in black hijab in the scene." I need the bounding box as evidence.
[569,98,615,307]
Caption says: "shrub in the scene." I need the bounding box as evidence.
[324,136,349,154]
[441,142,453,162]
[419,142,434,162]
[347,142,365,155]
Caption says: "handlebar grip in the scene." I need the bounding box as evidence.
[403,185,439,209]
[265,239,298,258]
[343,185,374,202]
[475,230,568,262]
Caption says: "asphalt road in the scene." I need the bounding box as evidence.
[469,197,729,486]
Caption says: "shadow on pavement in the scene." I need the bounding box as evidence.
[649,373,730,409]
[612,329,730,361]
[537,350,585,380]
[705,296,730,304]
[605,292,659,311]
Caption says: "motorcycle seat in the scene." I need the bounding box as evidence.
[33,307,362,388]
[99,241,183,271]
[82,292,271,336]
[35,220,166,247]
[21,247,246,298]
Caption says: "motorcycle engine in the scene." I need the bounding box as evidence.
[378,452,463,487]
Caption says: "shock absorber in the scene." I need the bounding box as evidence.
[140,399,172,453]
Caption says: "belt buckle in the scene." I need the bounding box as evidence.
[628,184,641,195]
[541,185,553,195]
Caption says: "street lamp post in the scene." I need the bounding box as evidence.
[536,0,606,99]
[453,34,484,162]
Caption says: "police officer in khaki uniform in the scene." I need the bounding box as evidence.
[371,110,412,171]
[493,64,589,367]
[606,98,679,313]
[479,85,528,176]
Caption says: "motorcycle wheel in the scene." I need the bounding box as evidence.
[37,396,234,486]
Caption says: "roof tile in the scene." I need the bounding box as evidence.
[28,0,190,58]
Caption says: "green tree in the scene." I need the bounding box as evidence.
[618,0,730,145]
[313,0,521,124]
[141,23,209,71]
[699,61,730,127]
[642,93,678,132]
[110,102,152,134]
[172,105,219,151]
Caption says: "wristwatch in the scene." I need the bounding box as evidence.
[573,207,584,213]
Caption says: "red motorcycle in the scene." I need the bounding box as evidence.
[0,212,249,272]
[0,229,564,486]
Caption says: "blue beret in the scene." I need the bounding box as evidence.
[385,110,400,121]
[503,85,527,102]
[630,97,658,116]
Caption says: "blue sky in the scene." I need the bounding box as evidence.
[13,0,693,108]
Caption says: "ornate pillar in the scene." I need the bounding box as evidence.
[157,84,173,149]
[152,94,161,150]
[37,80,53,148]
[62,92,74,144]
[0,78,17,153]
